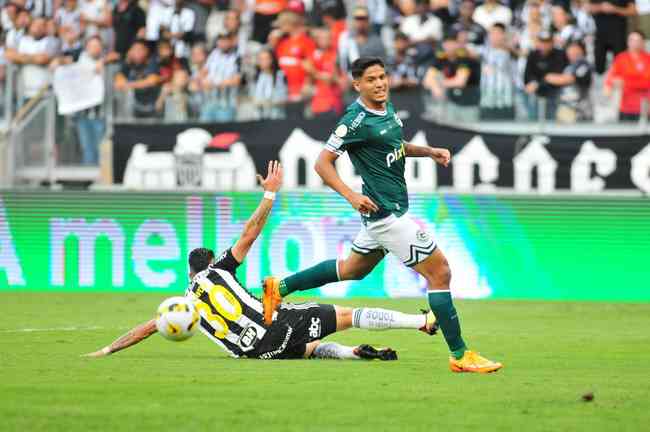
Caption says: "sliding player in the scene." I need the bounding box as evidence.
[262,58,503,373]
[84,161,437,361]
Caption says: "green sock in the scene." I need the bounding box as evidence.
[279,259,339,297]
[427,290,467,359]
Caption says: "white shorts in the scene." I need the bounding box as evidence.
[351,212,437,267]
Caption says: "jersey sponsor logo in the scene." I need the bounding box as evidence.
[350,112,366,130]
[238,325,259,349]
[335,124,348,137]
[386,142,406,168]
[259,326,293,359]
[308,317,321,338]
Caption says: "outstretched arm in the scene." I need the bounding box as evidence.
[404,143,450,167]
[231,160,283,263]
[82,319,157,357]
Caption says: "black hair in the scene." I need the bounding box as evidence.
[350,57,385,79]
[188,248,215,274]
[629,30,646,40]
[256,47,281,77]
[491,23,506,32]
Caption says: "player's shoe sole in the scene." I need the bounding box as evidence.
[449,351,503,373]
[262,277,282,326]
[354,344,398,361]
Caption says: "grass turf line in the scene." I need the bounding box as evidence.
[1,293,649,432]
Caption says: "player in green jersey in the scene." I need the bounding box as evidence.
[263,57,502,373]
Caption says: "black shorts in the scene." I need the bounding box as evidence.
[248,303,337,360]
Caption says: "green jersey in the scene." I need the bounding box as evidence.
[325,99,408,221]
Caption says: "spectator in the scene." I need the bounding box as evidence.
[54,35,106,164]
[200,31,242,121]
[56,0,82,56]
[186,0,212,42]
[146,0,173,41]
[187,42,207,117]
[30,0,56,18]
[274,10,316,118]
[545,40,593,122]
[551,5,583,49]
[523,30,567,119]
[473,0,512,31]
[252,0,287,43]
[304,26,342,117]
[224,9,247,56]
[79,0,112,45]
[321,7,346,50]
[1,2,19,32]
[366,0,389,35]
[398,0,443,45]
[114,39,161,118]
[516,0,552,31]
[5,9,31,50]
[479,23,517,120]
[604,31,650,121]
[430,0,454,27]
[570,0,596,36]
[588,0,636,74]
[163,0,195,59]
[338,6,386,73]
[112,0,146,59]
[310,0,346,27]
[250,47,287,119]
[450,0,486,50]
[5,17,58,98]
[387,31,420,91]
[423,32,481,121]
[155,38,190,118]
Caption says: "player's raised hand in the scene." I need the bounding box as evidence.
[348,192,379,214]
[430,147,451,167]
[257,160,283,192]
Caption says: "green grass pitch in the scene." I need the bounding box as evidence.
[1,293,649,431]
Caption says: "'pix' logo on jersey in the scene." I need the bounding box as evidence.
[386,142,406,168]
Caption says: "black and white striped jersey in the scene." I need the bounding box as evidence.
[184,248,268,358]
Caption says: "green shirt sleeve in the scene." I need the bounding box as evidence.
[324,110,367,155]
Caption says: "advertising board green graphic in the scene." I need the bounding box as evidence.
[0,191,648,300]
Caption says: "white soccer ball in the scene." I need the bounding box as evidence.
[156,296,200,342]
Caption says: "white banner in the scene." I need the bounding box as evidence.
[53,63,104,115]
[637,0,650,15]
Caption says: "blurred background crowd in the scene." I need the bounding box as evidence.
[2,0,650,165]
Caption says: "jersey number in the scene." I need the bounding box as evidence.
[194,281,243,339]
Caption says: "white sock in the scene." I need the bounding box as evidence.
[312,342,360,360]
[352,308,426,330]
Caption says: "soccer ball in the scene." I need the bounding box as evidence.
[156,296,200,342]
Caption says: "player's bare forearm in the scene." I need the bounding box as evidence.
[315,150,355,201]
[83,319,157,357]
[232,161,283,262]
[316,150,379,214]
[405,143,451,167]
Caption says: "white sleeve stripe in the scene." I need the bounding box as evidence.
[325,145,344,155]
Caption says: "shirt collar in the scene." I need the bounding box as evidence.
[356,98,387,116]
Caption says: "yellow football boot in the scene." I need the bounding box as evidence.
[449,351,503,373]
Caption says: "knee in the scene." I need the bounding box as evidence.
[423,260,451,289]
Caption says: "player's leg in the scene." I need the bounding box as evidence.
[414,249,502,373]
[262,226,384,324]
[333,305,436,334]
[308,340,397,361]
[370,213,502,373]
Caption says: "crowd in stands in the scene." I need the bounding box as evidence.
[2,0,650,163]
